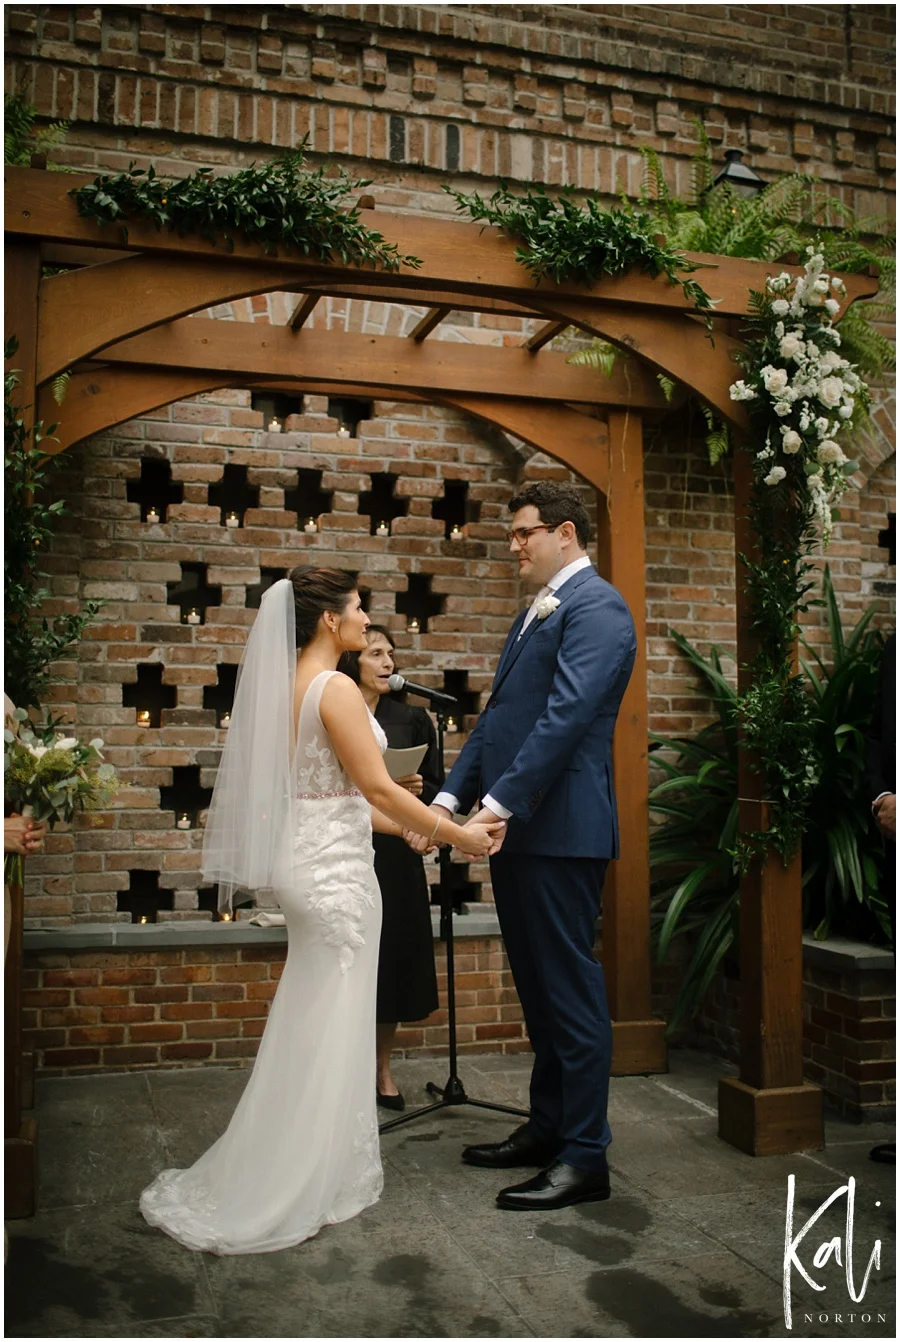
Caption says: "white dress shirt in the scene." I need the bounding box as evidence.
[434,554,593,821]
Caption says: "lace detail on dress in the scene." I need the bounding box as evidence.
[351,1109,383,1206]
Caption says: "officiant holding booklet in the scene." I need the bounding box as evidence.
[340,625,442,1109]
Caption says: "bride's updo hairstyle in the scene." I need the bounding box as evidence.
[288,566,358,649]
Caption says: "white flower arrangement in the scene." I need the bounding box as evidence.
[534,593,561,620]
[728,245,869,544]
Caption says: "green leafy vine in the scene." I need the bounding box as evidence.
[69,147,422,272]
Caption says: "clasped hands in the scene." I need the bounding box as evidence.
[402,805,507,859]
[4,814,48,857]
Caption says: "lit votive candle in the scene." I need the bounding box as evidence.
[185,608,201,625]
[450,524,464,540]
[376,521,390,538]
[139,914,149,925]
[407,617,420,634]
[177,813,191,830]
[268,417,283,433]
[220,912,232,922]
[304,517,319,535]
[225,512,240,529]
[219,711,231,729]
[146,507,160,525]
[137,709,151,728]
[446,716,458,732]
[336,423,351,439]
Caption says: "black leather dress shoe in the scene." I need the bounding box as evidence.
[462,1124,558,1169]
[377,1089,405,1112]
[496,1159,610,1210]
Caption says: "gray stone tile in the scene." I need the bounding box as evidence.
[145,1066,251,1168]
[496,1252,783,1338]
[4,1200,215,1338]
[58,1317,218,1338]
[203,1176,534,1338]
[35,1071,155,1129]
[39,1117,170,1211]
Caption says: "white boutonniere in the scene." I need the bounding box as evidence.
[534,594,561,621]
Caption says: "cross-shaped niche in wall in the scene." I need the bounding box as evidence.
[430,863,482,914]
[123,663,177,729]
[440,671,481,726]
[878,512,896,567]
[283,468,333,531]
[343,572,372,613]
[395,573,445,634]
[117,870,173,924]
[207,463,260,527]
[431,479,481,539]
[250,391,303,433]
[166,563,222,626]
[327,396,373,438]
[246,567,286,610]
[125,456,184,522]
[203,663,239,727]
[358,472,409,537]
[159,765,214,829]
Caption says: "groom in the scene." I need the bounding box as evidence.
[427,481,636,1210]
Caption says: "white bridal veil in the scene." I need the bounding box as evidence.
[201,578,298,914]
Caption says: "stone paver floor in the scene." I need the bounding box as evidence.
[4,1048,895,1338]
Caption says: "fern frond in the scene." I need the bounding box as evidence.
[51,370,71,406]
[567,341,621,377]
[658,374,678,402]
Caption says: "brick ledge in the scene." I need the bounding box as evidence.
[802,933,894,973]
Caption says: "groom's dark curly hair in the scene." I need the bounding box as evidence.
[508,481,592,549]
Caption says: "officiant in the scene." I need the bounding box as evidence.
[340,625,442,1110]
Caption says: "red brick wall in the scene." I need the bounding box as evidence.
[23,935,528,1074]
[5,4,895,927]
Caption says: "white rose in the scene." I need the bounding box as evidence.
[818,376,844,408]
[779,334,805,360]
[774,401,792,417]
[27,744,49,759]
[534,594,561,621]
[54,737,78,751]
[817,441,845,465]
[764,466,787,486]
[770,299,790,316]
[839,403,854,419]
[815,417,830,434]
[761,365,789,394]
[831,276,846,292]
[813,277,830,293]
[824,298,840,316]
[819,350,843,372]
[774,321,785,339]
[781,430,803,454]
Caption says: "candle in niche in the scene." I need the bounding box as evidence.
[375,521,390,538]
[304,517,319,535]
[449,524,464,541]
[336,423,351,439]
[225,512,240,529]
[407,617,420,634]
[185,608,201,625]
[445,716,458,732]
[139,914,149,925]
[268,417,283,433]
[221,912,232,922]
[137,709,151,728]
[219,711,232,729]
[146,507,160,525]
[177,813,192,830]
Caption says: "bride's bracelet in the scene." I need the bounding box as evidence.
[429,814,443,844]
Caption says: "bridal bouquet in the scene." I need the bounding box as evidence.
[4,711,122,886]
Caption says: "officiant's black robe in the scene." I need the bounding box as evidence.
[373,696,442,1023]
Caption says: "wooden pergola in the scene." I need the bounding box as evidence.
[4,164,879,1202]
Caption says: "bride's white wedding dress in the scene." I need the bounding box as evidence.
[140,670,385,1254]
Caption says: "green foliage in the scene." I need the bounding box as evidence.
[567,341,620,378]
[445,182,715,329]
[4,339,101,710]
[70,148,422,271]
[4,92,69,167]
[651,575,890,1030]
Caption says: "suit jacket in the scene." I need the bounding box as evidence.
[444,565,636,859]
[866,633,896,802]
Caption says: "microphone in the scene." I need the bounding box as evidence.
[387,674,459,708]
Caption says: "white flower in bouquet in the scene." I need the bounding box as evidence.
[764,466,787,486]
[817,440,845,465]
[773,400,793,417]
[824,298,840,316]
[779,333,805,360]
[771,298,790,316]
[781,430,803,454]
[818,376,845,409]
[729,380,757,402]
[819,349,844,372]
[838,403,854,419]
[761,365,789,394]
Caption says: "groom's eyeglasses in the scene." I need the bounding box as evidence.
[506,524,557,546]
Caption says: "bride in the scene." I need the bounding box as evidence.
[140,567,500,1255]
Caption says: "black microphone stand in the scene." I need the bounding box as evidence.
[379,700,529,1134]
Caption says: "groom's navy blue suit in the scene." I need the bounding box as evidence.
[443,564,636,1170]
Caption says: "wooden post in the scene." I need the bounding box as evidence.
[4,239,42,1217]
[718,447,823,1156]
[596,411,667,1075]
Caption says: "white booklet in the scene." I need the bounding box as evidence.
[383,743,428,781]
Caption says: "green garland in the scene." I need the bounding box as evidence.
[729,248,871,865]
[445,183,715,330]
[70,147,422,271]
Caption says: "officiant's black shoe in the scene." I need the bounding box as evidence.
[462,1125,558,1169]
[869,1142,895,1164]
[377,1089,405,1112]
[496,1160,610,1211]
